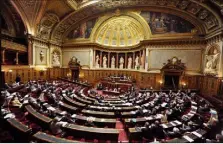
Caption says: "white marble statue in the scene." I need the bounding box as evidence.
[119,56,124,69]
[127,56,132,69]
[103,55,107,68]
[40,51,44,62]
[52,52,60,67]
[135,55,139,69]
[205,49,220,71]
[111,56,115,69]
[95,55,100,68]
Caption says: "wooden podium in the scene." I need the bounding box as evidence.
[68,56,81,81]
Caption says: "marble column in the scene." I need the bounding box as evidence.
[93,49,96,67]
[125,53,127,69]
[108,52,110,68]
[2,49,5,64]
[100,51,102,68]
[16,51,19,65]
[28,34,33,66]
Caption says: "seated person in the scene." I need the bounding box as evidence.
[11,97,22,107]
[61,113,76,123]
[141,122,153,140]
[153,121,165,139]
[160,111,168,124]
[49,118,66,137]
[85,117,95,127]
[180,122,193,133]
[206,134,223,143]
[165,127,182,138]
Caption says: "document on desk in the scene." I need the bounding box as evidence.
[145,116,152,120]
[47,107,56,111]
[183,135,194,142]
[59,121,68,127]
[71,114,76,118]
[162,124,168,128]
[174,120,182,125]
[170,122,176,126]
[192,131,202,138]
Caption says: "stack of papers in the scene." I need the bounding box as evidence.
[183,135,194,142]
[170,122,176,126]
[72,114,76,118]
[192,131,202,138]
[162,124,168,128]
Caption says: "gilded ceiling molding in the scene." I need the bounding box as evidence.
[36,12,59,40]
[1,8,16,37]
[51,0,222,42]
[9,0,31,34]
[62,38,206,52]
[10,0,47,35]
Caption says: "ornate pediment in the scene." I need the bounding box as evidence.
[162,57,186,71]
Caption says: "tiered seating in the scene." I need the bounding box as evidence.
[1,79,219,143]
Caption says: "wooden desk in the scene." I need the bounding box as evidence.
[102,90,121,96]
[7,85,25,93]
[88,105,137,112]
[124,115,161,125]
[166,129,206,143]
[59,78,91,87]
[64,123,119,141]
[59,102,78,112]
[33,131,79,143]
[62,94,86,108]
[72,94,92,104]
[25,105,52,124]
[81,109,115,118]
[72,114,116,128]
[7,118,31,133]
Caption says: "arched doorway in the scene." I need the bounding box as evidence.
[161,57,186,90]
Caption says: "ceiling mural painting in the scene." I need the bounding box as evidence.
[67,18,98,39]
[140,11,195,34]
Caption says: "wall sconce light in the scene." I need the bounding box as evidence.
[8,70,13,72]
[159,80,163,84]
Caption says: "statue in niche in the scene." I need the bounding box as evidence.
[128,56,132,69]
[103,55,107,68]
[111,56,115,69]
[52,51,60,67]
[119,56,124,69]
[135,55,140,69]
[205,49,220,71]
[95,55,100,68]
[40,51,44,62]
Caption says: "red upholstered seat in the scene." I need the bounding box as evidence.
[67,136,73,140]
[80,138,85,142]
[94,139,99,142]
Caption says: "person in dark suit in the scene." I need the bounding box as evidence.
[165,127,182,138]
[153,121,165,139]
[141,122,153,140]
[15,75,21,83]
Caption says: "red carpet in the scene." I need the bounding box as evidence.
[116,119,129,142]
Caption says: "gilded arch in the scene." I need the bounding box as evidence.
[90,11,152,47]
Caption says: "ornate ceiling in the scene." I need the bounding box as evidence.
[95,16,145,47]
[3,0,223,46]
